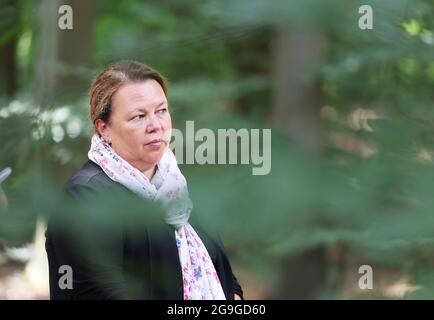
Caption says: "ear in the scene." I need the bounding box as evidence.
[94,119,111,143]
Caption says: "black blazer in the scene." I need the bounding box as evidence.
[45,160,243,300]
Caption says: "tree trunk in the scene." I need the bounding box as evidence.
[57,0,98,97]
[270,23,328,299]
[0,0,19,97]
[33,0,60,108]
[33,0,98,108]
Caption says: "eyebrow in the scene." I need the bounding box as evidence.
[128,102,167,115]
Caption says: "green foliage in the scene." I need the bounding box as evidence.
[2,0,434,298]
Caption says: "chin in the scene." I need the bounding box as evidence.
[143,152,164,166]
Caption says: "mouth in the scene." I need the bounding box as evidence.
[145,139,164,147]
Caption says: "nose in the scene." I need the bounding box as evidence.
[146,113,162,133]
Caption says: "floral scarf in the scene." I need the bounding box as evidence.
[88,134,226,300]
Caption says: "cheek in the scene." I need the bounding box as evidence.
[163,114,172,129]
[161,116,172,135]
[118,126,145,149]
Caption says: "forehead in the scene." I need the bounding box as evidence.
[112,80,167,112]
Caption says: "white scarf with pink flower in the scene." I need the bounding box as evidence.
[88,134,226,300]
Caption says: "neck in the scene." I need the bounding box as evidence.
[142,165,157,181]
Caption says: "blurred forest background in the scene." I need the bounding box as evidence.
[1,0,434,299]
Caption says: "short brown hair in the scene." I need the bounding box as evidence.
[89,60,168,128]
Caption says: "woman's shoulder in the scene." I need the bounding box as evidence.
[64,160,112,191]
[62,160,121,202]
[62,160,134,204]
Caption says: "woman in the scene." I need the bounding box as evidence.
[45,60,243,300]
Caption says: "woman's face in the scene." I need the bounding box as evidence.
[96,80,172,172]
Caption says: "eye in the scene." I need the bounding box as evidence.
[131,114,145,121]
[157,108,167,115]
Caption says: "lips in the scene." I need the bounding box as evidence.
[145,139,163,146]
